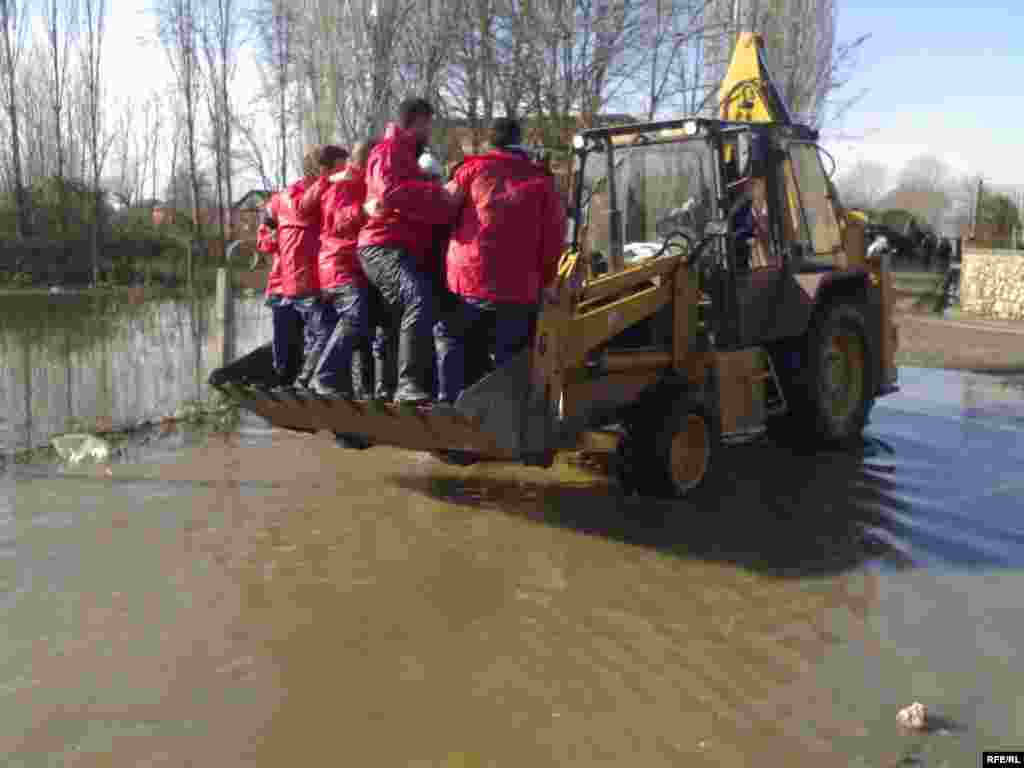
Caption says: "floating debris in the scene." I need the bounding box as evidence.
[51,433,114,465]
[897,702,928,730]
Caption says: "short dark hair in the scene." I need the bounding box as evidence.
[302,145,325,177]
[398,97,434,129]
[489,117,522,149]
[320,144,349,170]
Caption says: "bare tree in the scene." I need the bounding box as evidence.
[80,0,108,284]
[698,0,867,128]
[0,0,31,237]
[200,0,241,247]
[44,0,77,235]
[880,154,953,231]
[157,0,203,245]
[253,0,297,187]
[835,156,889,211]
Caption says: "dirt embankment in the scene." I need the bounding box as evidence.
[895,310,1024,373]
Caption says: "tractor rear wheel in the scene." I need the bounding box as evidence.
[771,301,875,446]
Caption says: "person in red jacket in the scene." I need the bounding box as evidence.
[358,97,458,404]
[259,191,305,385]
[266,144,348,389]
[309,140,376,397]
[434,117,567,404]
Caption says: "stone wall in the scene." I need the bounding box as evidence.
[959,248,1024,320]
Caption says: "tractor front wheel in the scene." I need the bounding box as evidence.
[770,301,875,447]
[616,396,718,499]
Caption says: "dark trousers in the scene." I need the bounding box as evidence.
[294,297,334,387]
[312,284,370,395]
[269,298,302,384]
[267,295,331,387]
[434,296,537,404]
[357,245,436,402]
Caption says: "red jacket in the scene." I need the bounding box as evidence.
[358,122,454,268]
[260,194,283,297]
[267,177,324,297]
[446,150,566,305]
[318,165,369,291]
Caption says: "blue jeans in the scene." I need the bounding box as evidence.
[293,297,334,387]
[312,284,370,395]
[434,296,537,404]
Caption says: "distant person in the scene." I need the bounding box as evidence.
[358,97,458,404]
[434,117,566,404]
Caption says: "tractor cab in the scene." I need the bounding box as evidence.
[569,118,860,353]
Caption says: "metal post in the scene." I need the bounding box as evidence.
[216,267,234,368]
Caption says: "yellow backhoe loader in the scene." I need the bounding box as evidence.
[210,32,899,497]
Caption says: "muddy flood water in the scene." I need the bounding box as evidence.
[2,295,1024,766]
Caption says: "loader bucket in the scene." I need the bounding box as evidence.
[209,345,550,462]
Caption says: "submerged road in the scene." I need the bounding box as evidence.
[2,367,1023,767]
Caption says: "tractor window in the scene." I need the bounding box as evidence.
[787,143,843,263]
[578,138,714,271]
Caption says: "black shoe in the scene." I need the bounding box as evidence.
[433,449,481,466]
[334,432,373,450]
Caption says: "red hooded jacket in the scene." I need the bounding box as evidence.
[267,177,324,297]
[357,123,454,268]
[260,194,284,297]
[446,150,567,305]
[318,165,369,291]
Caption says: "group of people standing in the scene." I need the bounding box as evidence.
[257,97,567,408]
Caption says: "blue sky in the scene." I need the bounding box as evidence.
[826,1,1024,186]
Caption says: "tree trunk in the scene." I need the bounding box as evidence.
[1,0,31,238]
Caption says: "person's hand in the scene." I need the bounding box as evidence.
[364,198,390,218]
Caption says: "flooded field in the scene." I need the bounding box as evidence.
[0,291,270,453]
[2,361,1023,766]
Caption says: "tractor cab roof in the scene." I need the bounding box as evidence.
[575,118,819,149]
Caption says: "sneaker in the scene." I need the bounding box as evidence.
[311,382,353,399]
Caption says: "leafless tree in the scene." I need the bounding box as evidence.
[252,0,298,186]
[698,0,867,128]
[0,0,31,237]
[157,0,203,244]
[835,156,889,210]
[200,0,241,246]
[880,154,954,231]
[80,0,109,284]
[44,0,77,234]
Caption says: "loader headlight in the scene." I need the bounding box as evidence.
[572,134,586,151]
[682,120,699,136]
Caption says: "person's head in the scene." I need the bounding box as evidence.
[302,145,325,179]
[349,139,377,169]
[320,144,349,174]
[488,117,522,150]
[398,97,434,143]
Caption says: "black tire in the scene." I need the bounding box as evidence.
[615,388,719,499]
[769,301,875,447]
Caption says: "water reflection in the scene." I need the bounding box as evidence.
[0,292,270,453]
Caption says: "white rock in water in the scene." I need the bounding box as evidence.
[897,701,927,730]
[51,433,113,465]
